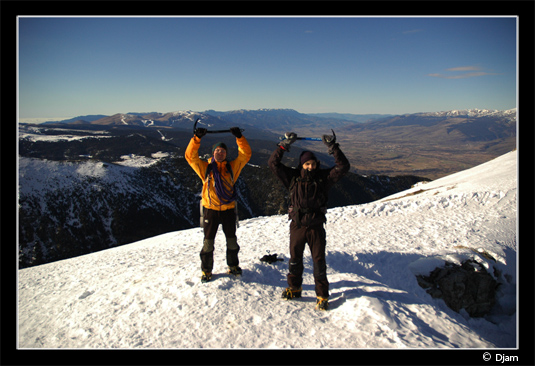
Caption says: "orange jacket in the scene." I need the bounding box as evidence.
[185,135,252,211]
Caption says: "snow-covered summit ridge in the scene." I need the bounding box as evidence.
[379,149,517,204]
[18,151,517,349]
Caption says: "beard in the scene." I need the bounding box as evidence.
[301,167,317,179]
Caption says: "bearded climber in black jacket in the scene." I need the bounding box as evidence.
[268,131,350,310]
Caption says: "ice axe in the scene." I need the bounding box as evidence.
[193,118,244,135]
[279,129,336,142]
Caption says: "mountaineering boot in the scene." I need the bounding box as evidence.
[201,271,212,283]
[281,287,302,300]
[315,297,329,311]
[227,266,242,277]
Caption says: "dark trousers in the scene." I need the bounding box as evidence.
[287,221,329,298]
[200,208,239,272]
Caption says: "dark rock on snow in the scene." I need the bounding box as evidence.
[416,259,498,317]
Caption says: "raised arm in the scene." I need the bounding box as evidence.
[185,135,208,180]
[268,146,297,189]
[229,128,252,180]
[323,131,350,187]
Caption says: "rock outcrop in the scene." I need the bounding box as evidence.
[416,259,498,317]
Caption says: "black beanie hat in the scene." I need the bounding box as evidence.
[212,142,228,154]
[300,151,317,165]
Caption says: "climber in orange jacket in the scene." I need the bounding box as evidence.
[185,126,252,282]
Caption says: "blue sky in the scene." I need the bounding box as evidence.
[18,16,517,120]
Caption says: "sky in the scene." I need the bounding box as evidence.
[17,16,517,120]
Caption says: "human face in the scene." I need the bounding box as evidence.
[303,160,317,171]
[213,147,227,162]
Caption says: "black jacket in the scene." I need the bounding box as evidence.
[268,145,350,227]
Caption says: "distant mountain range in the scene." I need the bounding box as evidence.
[43,107,516,138]
[43,107,516,128]
[307,112,396,123]
[344,108,516,141]
[43,108,392,132]
[36,107,516,179]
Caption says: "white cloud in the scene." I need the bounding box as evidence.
[428,66,499,79]
[446,66,481,72]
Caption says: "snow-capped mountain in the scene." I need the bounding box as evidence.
[416,108,517,121]
[17,150,519,353]
[86,110,222,129]
[46,107,517,135]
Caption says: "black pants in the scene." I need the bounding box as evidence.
[200,208,239,272]
[287,221,329,298]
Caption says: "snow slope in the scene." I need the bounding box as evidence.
[17,151,517,350]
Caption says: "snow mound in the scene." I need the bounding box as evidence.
[18,152,517,349]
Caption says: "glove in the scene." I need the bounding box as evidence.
[230,127,243,138]
[260,251,284,264]
[194,128,207,139]
[278,132,297,151]
[322,130,338,154]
